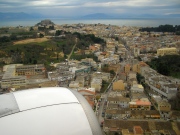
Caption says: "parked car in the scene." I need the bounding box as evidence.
[102,112,105,117]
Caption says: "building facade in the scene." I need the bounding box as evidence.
[157,47,178,56]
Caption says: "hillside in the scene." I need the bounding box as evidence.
[35,19,55,26]
[0,31,105,67]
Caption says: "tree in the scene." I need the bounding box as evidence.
[157,62,170,76]
[114,132,119,135]
[64,54,67,59]
[29,27,34,31]
[56,30,63,36]
[147,55,180,78]
[29,58,32,63]
[56,53,59,60]
[39,33,44,38]
[136,73,144,84]
[110,70,115,75]
[10,34,17,40]
[0,36,10,42]
[33,59,37,64]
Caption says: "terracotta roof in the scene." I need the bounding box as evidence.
[133,126,143,134]
[139,61,148,67]
[78,90,95,95]
[100,52,107,55]
[125,64,131,67]
[136,100,151,106]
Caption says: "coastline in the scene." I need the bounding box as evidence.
[1,18,180,27]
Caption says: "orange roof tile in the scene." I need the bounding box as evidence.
[78,90,95,95]
[136,100,151,106]
[101,52,107,55]
[134,126,143,134]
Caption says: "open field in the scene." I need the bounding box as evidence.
[13,38,49,45]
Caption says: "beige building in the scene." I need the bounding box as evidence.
[69,81,80,88]
[158,100,171,112]
[1,64,47,89]
[157,47,178,56]
[132,64,138,73]
[92,72,110,81]
[39,80,58,88]
[91,78,102,92]
[113,80,125,91]
[130,84,144,93]
[158,100,171,119]
[128,71,136,80]
[124,64,131,73]
[1,65,26,89]
[15,64,45,76]
[107,96,130,108]
[134,47,140,57]
[132,62,148,73]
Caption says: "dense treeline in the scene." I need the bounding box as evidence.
[139,25,180,35]
[0,31,37,43]
[55,30,71,35]
[73,32,106,51]
[147,55,180,78]
[73,32,105,44]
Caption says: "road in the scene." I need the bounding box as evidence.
[96,64,121,124]
[95,41,132,131]
[67,38,77,60]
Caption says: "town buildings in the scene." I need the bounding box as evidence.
[157,47,178,56]
[1,64,46,89]
[0,22,180,135]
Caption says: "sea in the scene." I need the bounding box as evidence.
[0,18,180,27]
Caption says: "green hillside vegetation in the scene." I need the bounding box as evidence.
[139,24,180,35]
[0,27,38,44]
[147,55,180,78]
[0,30,105,67]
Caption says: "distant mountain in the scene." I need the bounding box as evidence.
[81,13,113,19]
[134,14,180,18]
[0,12,44,20]
[81,13,180,19]
[166,14,180,18]
[80,13,167,19]
[1,12,179,20]
[135,14,159,18]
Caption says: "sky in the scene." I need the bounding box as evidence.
[0,0,180,17]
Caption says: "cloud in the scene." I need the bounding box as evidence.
[0,0,180,16]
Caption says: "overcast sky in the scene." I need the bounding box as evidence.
[0,0,180,17]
